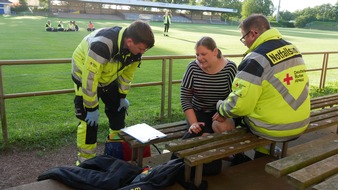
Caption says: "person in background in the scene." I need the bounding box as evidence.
[67,21,75,31]
[73,21,79,31]
[71,20,155,165]
[163,10,172,36]
[57,21,65,31]
[45,20,56,32]
[213,13,310,158]
[179,36,237,175]
[87,21,95,31]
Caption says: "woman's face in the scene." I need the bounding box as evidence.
[195,45,217,69]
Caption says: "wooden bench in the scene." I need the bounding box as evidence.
[265,134,338,190]
[165,128,274,186]
[120,93,338,186]
[118,120,187,167]
[279,104,338,158]
[277,93,338,157]
[165,104,338,187]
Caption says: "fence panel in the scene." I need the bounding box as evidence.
[0,51,338,144]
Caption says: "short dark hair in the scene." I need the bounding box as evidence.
[195,36,222,59]
[125,20,155,49]
[239,14,270,34]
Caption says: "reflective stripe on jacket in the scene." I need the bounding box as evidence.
[163,15,171,24]
[219,28,310,141]
[71,26,141,109]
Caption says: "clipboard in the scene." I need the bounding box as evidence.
[121,123,167,143]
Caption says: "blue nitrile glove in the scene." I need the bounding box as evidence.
[85,109,99,126]
[118,98,129,112]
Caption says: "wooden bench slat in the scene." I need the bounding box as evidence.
[311,94,338,109]
[311,94,338,102]
[311,100,338,108]
[310,109,338,122]
[311,96,338,104]
[310,106,338,117]
[155,120,186,129]
[185,136,272,167]
[312,173,338,190]
[287,134,338,156]
[165,128,248,152]
[307,116,338,133]
[126,131,186,148]
[287,154,338,190]
[176,133,258,158]
[158,125,186,134]
[265,137,338,178]
[118,124,187,148]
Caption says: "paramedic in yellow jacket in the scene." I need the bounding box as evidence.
[72,20,155,165]
[213,14,310,147]
[163,10,172,36]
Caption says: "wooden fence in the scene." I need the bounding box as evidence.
[0,51,338,144]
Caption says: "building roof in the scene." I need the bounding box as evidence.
[0,0,12,4]
[79,0,238,13]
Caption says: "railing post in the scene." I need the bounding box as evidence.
[319,53,329,89]
[160,58,166,119]
[0,65,8,144]
[168,58,173,118]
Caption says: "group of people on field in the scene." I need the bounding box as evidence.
[70,12,310,182]
[45,20,95,32]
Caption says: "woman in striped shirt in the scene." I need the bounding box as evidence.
[180,36,238,139]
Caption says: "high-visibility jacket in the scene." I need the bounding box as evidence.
[163,15,171,25]
[57,23,64,29]
[45,22,52,28]
[218,28,310,141]
[71,26,142,110]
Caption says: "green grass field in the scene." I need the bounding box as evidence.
[0,15,338,150]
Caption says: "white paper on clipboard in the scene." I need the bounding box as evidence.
[121,123,167,143]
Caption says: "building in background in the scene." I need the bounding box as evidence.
[0,0,11,14]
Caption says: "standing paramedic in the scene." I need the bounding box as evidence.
[71,20,155,165]
[163,10,172,36]
[213,14,310,158]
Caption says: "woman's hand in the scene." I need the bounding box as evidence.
[188,122,205,134]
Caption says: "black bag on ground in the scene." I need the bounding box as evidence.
[118,158,184,190]
[37,155,142,190]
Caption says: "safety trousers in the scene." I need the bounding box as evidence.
[75,80,127,165]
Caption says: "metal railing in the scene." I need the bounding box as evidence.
[1,51,338,144]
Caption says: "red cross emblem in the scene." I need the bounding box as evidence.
[283,73,293,85]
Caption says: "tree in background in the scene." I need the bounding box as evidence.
[273,2,338,28]
[314,4,337,22]
[38,0,49,10]
[218,0,242,22]
[278,10,295,22]
[10,0,28,13]
[196,0,241,23]
[294,7,321,28]
[241,0,274,18]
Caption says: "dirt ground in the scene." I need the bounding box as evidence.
[0,143,105,189]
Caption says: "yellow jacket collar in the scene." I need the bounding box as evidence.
[244,28,283,55]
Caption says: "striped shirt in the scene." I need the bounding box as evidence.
[180,60,237,112]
